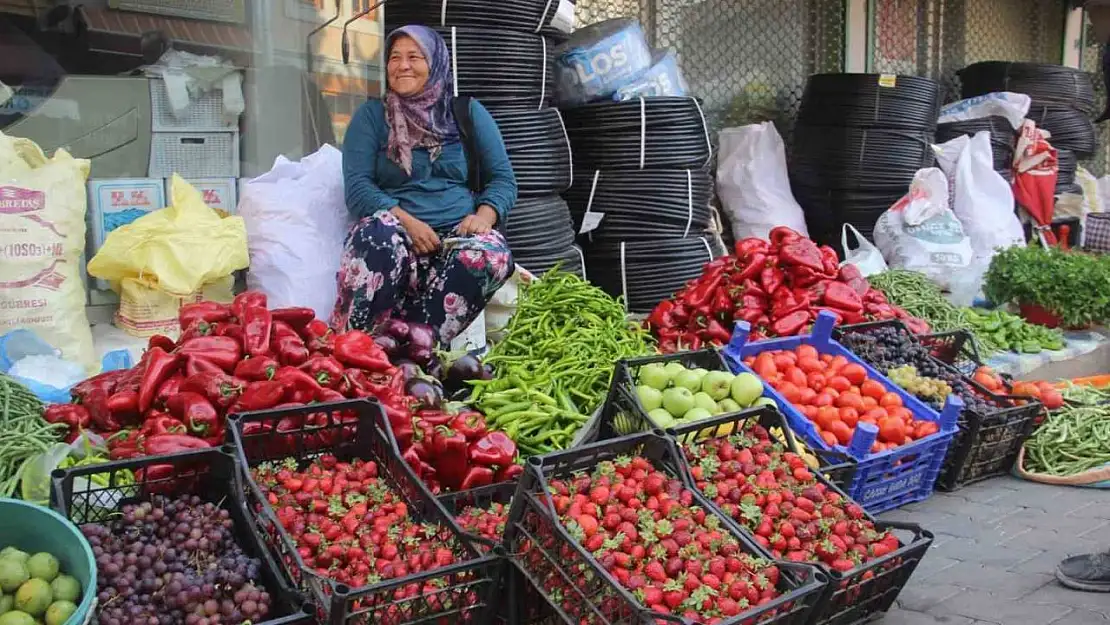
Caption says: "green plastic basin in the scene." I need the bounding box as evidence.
[0,498,96,625]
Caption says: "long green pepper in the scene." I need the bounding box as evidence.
[471,270,654,454]
[0,373,63,497]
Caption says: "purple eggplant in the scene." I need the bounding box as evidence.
[446,353,483,388]
[380,318,411,342]
[405,376,444,408]
[393,360,422,383]
[373,334,400,357]
[406,343,434,366]
[407,323,437,350]
[426,357,444,382]
[481,363,495,381]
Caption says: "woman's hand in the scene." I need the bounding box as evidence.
[392,207,440,254]
[458,204,499,235]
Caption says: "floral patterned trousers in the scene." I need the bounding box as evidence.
[332,212,514,345]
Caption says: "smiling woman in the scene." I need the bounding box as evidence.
[335,25,519,347]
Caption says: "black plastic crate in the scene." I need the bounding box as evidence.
[834,322,1042,490]
[438,483,558,625]
[49,447,314,625]
[228,398,501,625]
[592,348,858,491]
[503,430,828,625]
[667,409,934,625]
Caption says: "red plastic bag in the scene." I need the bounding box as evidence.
[1011,120,1058,245]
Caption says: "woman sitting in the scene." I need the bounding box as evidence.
[334,25,516,345]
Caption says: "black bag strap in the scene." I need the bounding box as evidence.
[452,95,482,193]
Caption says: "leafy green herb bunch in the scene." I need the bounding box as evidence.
[983,244,1110,328]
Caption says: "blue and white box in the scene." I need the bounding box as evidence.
[168,177,238,216]
[87,178,166,290]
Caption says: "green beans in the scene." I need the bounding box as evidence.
[0,373,64,497]
[1024,401,1110,477]
[963,308,1064,354]
[471,270,654,455]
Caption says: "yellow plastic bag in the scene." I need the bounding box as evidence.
[88,175,248,337]
[0,131,96,372]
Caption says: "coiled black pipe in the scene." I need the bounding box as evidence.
[585,236,726,312]
[958,61,1097,114]
[561,97,713,170]
[935,116,1017,181]
[797,73,942,131]
[563,169,713,241]
[385,0,569,37]
[790,125,935,190]
[1025,103,1097,159]
[487,107,572,196]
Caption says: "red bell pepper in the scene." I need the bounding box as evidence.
[140,413,187,437]
[154,376,184,411]
[234,356,279,381]
[148,334,177,353]
[737,308,764,325]
[823,282,863,313]
[180,372,244,411]
[233,381,285,413]
[273,334,310,367]
[107,429,144,460]
[647,300,677,331]
[315,387,346,403]
[273,366,322,404]
[214,323,244,343]
[818,245,840,276]
[388,406,415,451]
[333,331,391,372]
[682,269,724,309]
[770,310,811,337]
[43,404,91,432]
[178,320,218,344]
[403,445,425,477]
[138,348,180,414]
[432,426,470,490]
[301,356,345,389]
[779,238,825,274]
[230,291,267,321]
[176,336,241,372]
[185,356,225,378]
[734,238,769,261]
[450,411,487,442]
[769,227,802,247]
[678,332,702,350]
[792,266,823,288]
[735,252,768,283]
[459,466,495,491]
[495,463,525,483]
[760,266,784,295]
[242,305,273,357]
[838,264,870,296]
[739,293,767,312]
[167,392,221,437]
[105,389,140,426]
[704,318,732,345]
[417,409,457,428]
[272,307,315,329]
[343,369,373,398]
[300,319,334,354]
[711,287,733,318]
[145,434,211,455]
[71,369,126,404]
[468,431,516,467]
[271,320,300,341]
[179,301,231,332]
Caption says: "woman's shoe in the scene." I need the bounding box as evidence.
[1055,551,1110,592]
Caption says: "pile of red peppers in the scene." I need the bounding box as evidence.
[44,291,521,493]
[645,227,929,352]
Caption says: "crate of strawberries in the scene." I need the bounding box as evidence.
[668,406,934,625]
[724,311,962,514]
[49,447,314,625]
[228,398,503,625]
[834,321,1043,491]
[503,430,828,625]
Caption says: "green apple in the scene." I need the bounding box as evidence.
[717,398,742,413]
[673,369,704,392]
[638,363,671,390]
[702,370,735,401]
[647,408,677,429]
[636,385,664,411]
[682,407,713,422]
[693,392,718,413]
[662,387,696,417]
[663,362,687,380]
[730,372,764,407]
[753,397,777,408]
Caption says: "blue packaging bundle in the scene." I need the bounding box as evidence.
[613,50,688,101]
[554,18,653,107]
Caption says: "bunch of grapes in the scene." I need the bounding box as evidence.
[82,495,272,625]
[839,327,998,415]
[887,365,953,407]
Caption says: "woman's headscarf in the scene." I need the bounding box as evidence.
[384,25,459,175]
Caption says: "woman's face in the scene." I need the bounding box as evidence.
[387,36,429,97]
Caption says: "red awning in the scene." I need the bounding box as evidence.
[77,6,252,62]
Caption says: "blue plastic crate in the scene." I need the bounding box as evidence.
[721,311,962,514]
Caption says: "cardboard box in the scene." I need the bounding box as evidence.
[87,178,167,290]
[171,177,238,216]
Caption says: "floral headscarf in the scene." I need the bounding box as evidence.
[384,25,459,175]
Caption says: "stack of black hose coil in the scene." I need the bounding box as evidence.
[935,116,1018,182]
[959,61,1096,194]
[386,1,581,277]
[559,96,719,312]
[790,73,942,253]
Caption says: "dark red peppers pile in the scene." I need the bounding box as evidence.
[51,291,521,493]
[645,228,929,352]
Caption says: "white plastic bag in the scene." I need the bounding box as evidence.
[934,133,1025,268]
[239,145,351,320]
[717,123,809,241]
[938,92,1031,129]
[873,168,973,290]
[840,224,888,277]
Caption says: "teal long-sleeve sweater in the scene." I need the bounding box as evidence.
[342,98,517,231]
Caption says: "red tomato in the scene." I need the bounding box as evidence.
[798,358,824,374]
[860,379,886,400]
[796,344,819,360]
[827,376,851,393]
[836,393,864,412]
[820,354,833,363]
[743,356,756,367]
[861,396,879,409]
[829,420,853,445]
[798,388,818,405]
[753,353,777,378]
[879,418,906,445]
[802,405,818,419]
[807,372,827,391]
[840,364,867,386]
[839,407,859,427]
[863,407,888,423]
[820,431,838,447]
[828,355,849,372]
[779,382,802,404]
[814,392,835,408]
[773,352,796,370]
[787,367,808,388]
[887,406,912,421]
[879,392,903,408]
[914,421,939,438]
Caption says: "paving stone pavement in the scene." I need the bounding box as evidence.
[873,477,1110,624]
